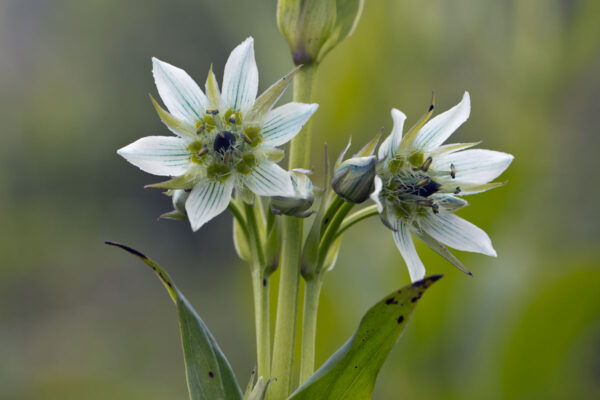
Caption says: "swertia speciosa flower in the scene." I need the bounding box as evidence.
[117,37,318,231]
[371,92,513,281]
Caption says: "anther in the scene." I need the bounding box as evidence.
[454,186,461,194]
[228,115,237,124]
[243,134,252,144]
[416,199,433,207]
[196,122,206,134]
[432,203,440,214]
[206,109,219,115]
[421,157,432,172]
[450,163,456,179]
[416,178,429,187]
[196,145,208,156]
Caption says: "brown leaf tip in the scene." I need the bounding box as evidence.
[105,241,148,260]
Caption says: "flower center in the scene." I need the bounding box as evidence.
[213,130,236,154]
[188,109,263,182]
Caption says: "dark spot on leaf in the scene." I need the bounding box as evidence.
[428,104,434,112]
[411,296,419,303]
[208,371,215,378]
[397,315,404,324]
[263,279,267,287]
[385,297,398,305]
[354,365,358,369]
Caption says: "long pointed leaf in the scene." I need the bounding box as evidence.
[106,242,243,400]
[289,275,442,400]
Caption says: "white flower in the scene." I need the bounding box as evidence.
[117,37,318,231]
[371,92,513,281]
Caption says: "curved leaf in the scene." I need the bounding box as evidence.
[288,275,442,400]
[106,242,243,400]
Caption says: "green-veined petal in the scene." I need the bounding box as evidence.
[419,211,497,256]
[222,37,258,114]
[391,218,426,282]
[242,162,294,197]
[261,102,319,147]
[186,179,234,231]
[117,136,192,176]
[152,58,208,124]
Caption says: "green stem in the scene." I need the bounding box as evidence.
[298,275,324,384]
[251,266,271,380]
[271,64,317,399]
[245,203,266,267]
[334,204,379,239]
[317,200,354,268]
[245,203,270,379]
[320,195,344,236]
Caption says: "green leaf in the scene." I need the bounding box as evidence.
[106,242,243,400]
[288,275,442,400]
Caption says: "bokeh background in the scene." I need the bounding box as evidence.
[1,0,599,399]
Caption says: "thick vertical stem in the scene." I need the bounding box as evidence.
[245,204,270,379]
[251,267,271,380]
[270,64,317,399]
[298,276,323,383]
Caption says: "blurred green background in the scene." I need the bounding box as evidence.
[1,1,599,399]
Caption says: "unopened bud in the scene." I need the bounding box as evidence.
[159,189,190,220]
[278,0,364,65]
[331,155,376,203]
[270,172,315,217]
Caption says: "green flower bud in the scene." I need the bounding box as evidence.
[277,0,364,65]
[331,155,376,203]
[159,189,190,220]
[270,172,315,217]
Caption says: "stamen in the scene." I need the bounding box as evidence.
[196,121,206,134]
[421,157,432,172]
[450,163,456,179]
[197,145,208,156]
[243,134,252,144]
[416,178,429,187]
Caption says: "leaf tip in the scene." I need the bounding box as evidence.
[105,241,148,260]
[412,274,443,289]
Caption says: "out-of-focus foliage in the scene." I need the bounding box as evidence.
[0,1,598,399]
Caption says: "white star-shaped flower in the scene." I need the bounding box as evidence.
[371,92,513,281]
[118,37,318,231]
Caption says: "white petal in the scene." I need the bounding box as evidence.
[222,37,258,113]
[152,58,207,124]
[413,92,470,151]
[391,217,426,282]
[370,176,384,213]
[378,108,406,161]
[243,162,294,197]
[261,102,319,147]
[185,179,234,231]
[117,136,191,176]
[419,212,497,256]
[432,149,513,184]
